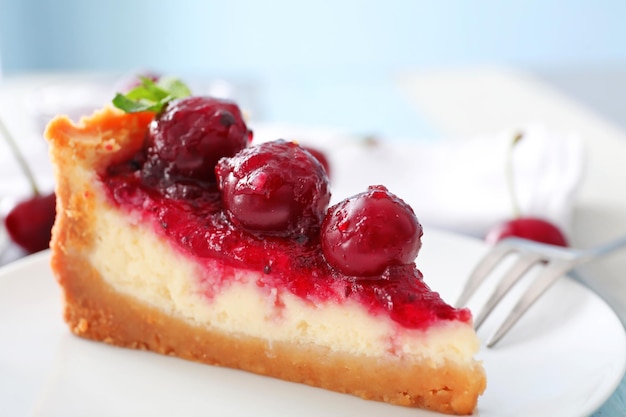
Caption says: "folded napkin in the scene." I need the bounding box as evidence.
[252,124,585,240]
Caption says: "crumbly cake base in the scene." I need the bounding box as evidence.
[55,251,485,415]
[46,108,486,415]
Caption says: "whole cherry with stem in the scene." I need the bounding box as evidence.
[485,132,568,247]
[0,115,56,254]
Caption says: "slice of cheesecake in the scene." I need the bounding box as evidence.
[45,99,485,415]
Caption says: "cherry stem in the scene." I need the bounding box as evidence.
[507,132,523,219]
[0,115,40,196]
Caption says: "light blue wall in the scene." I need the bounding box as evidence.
[2,0,626,77]
[2,0,625,137]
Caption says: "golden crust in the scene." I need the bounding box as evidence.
[46,107,153,172]
[46,107,154,273]
[45,109,486,415]
[58,250,485,414]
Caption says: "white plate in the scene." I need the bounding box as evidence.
[0,231,624,417]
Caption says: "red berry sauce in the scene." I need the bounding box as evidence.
[101,101,470,330]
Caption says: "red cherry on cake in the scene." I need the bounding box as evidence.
[5,192,56,253]
[216,139,331,235]
[143,96,252,183]
[321,185,423,276]
[485,216,568,246]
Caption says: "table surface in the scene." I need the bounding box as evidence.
[1,68,625,416]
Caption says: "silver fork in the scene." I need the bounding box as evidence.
[457,235,626,347]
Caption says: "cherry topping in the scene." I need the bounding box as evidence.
[321,185,423,276]
[5,192,56,253]
[143,96,252,184]
[216,140,331,236]
[485,217,568,247]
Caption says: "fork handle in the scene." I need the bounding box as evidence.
[593,236,626,256]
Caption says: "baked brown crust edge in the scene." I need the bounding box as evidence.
[57,252,485,415]
[46,109,486,415]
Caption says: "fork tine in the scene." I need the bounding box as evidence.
[473,252,544,330]
[456,243,515,307]
[486,259,573,347]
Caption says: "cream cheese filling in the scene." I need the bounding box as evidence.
[88,192,480,364]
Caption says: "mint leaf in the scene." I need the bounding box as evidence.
[157,76,192,99]
[112,76,192,113]
[112,93,160,113]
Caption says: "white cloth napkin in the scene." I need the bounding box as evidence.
[252,123,585,240]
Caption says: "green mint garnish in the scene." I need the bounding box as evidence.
[112,76,192,113]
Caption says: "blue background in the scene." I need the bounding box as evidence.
[2,0,626,137]
[2,0,625,75]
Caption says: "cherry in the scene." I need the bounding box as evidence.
[0,113,57,255]
[302,146,331,178]
[216,139,331,236]
[486,132,568,246]
[143,96,252,184]
[485,217,568,247]
[321,185,423,276]
[5,192,56,253]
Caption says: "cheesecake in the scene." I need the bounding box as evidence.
[45,91,485,415]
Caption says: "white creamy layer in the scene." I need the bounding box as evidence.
[88,196,480,364]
